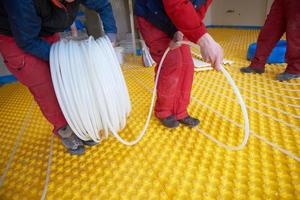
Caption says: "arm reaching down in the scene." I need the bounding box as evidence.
[162,0,223,70]
[82,0,117,43]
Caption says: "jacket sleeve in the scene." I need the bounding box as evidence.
[197,0,212,22]
[3,0,51,61]
[81,0,117,34]
[162,0,209,43]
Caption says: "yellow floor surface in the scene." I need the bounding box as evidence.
[0,28,299,200]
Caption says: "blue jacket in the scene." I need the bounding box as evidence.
[0,0,117,61]
[134,0,207,37]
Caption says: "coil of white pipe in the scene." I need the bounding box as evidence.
[50,36,131,142]
[50,36,250,151]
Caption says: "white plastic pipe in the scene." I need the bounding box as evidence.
[51,37,130,142]
[50,37,250,150]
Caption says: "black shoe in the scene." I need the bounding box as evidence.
[178,116,200,128]
[277,72,300,81]
[82,140,99,146]
[159,115,179,128]
[68,146,85,155]
[58,125,85,155]
[240,66,265,74]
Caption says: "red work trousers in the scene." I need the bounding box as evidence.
[250,0,300,74]
[137,17,195,120]
[0,34,67,134]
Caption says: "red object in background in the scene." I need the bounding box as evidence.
[250,0,300,74]
[0,33,67,134]
[137,17,194,120]
[51,0,67,11]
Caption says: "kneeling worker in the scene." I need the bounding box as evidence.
[0,0,117,155]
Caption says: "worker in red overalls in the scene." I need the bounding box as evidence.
[135,0,223,128]
[241,0,300,81]
[0,0,117,155]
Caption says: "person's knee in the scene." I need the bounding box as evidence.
[17,56,51,87]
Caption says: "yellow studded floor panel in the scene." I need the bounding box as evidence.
[0,28,299,200]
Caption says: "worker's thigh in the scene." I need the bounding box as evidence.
[0,34,59,87]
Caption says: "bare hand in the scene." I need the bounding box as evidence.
[169,31,184,50]
[107,33,117,47]
[197,33,224,70]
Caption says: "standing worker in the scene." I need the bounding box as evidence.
[0,0,117,155]
[241,0,300,81]
[135,0,224,128]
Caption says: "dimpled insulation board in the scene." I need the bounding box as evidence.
[0,28,299,200]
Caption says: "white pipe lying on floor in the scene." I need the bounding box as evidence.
[50,36,250,150]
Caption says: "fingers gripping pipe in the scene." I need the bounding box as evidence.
[50,37,250,150]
